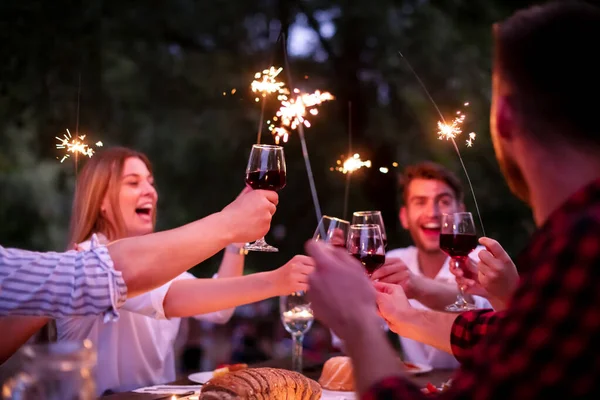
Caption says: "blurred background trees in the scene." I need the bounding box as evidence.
[0,0,542,276]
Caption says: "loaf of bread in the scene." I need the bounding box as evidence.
[199,367,322,399]
[319,355,422,392]
[318,356,354,391]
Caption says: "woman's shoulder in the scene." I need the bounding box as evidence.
[77,233,109,251]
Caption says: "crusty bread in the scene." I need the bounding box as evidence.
[319,356,422,392]
[199,367,322,399]
[318,356,354,391]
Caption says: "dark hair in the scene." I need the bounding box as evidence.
[494,1,600,148]
[400,162,464,204]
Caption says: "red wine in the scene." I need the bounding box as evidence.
[352,253,385,275]
[440,234,478,258]
[245,170,286,191]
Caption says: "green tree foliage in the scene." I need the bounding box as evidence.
[0,0,542,275]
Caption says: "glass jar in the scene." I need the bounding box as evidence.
[2,340,96,400]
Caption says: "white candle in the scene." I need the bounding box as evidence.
[282,307,314,322]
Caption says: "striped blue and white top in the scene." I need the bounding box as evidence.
[0,244,127,320]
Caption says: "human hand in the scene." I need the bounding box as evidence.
[373,281,413,333]
[220,189,278,243]
[450,237,519,308]
[370,258,424,299]
[271,255,315,295]
[305,241,380,342]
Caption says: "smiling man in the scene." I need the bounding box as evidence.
[371,162,491,368]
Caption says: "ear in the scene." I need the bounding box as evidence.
[100,195,110,216]
[494,95,514,141]
[400,207,409,230]
[458,202,466,212]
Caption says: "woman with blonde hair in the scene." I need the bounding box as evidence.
[54,147,313,395]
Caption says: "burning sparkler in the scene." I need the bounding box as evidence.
[251,66,288,102]
[251,66,289,144]
[436,102,477,148]
[398,50,485,236]
[55,129,102,163]
[268,89,334,144]
[331,153,372,174]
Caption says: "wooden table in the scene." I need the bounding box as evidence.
[102,356,456,399]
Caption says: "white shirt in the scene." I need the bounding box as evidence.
[56,236,234,395]
[331,245,491,369]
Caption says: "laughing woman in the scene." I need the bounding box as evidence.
[55,147,313,395]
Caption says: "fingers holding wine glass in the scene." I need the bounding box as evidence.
[440,212,479,312]
[271,255,315,295]
[221,189,279,244]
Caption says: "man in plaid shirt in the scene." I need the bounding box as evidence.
[306,2,600,399]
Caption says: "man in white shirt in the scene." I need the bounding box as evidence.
[370,162,491,369]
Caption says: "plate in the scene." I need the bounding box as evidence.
[188,371,213,384]
[404,362,433,375]
[320,389,356,399]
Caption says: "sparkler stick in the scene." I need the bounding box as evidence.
[252,65,287,143]
[253,32,285,144]
[343,101,352,220]
[398,51,486,236]
[281,32,324,228]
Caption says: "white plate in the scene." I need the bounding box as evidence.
[188,371,214,384]
[320,389,356,400]
[404,362,433,375]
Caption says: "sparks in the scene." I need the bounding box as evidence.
[269,89,334,143]
[436,103,476,147]
[333,153,372,174]
[55,129,102,163]
[251,66,288,102]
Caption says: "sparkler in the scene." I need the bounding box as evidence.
[251,67,288,102]
[398,51,485,236]
[268,89,334,144]
[332,153,372,174]
[55,129,102,163]
[281,32,325,229]
[251,66,288,144]
[436,103,477,148]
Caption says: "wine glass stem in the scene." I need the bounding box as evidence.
[454,258,468,305]
[292,333,304,373]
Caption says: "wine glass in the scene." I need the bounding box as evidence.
[244,144,286,252]
[313,216,350,248]
[347,224,386,277]
[440,212,479,312]
[280,292,314,373]
[352,211,388,248]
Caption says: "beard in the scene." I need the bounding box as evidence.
[494,139,530,205]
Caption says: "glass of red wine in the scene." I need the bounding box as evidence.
[313,216,350,248]
[440,212,479,312]
[244,144,286,252]
[352,211,388,249]
[347,224,386,276]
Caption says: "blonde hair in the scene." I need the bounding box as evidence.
[67,147,155,247]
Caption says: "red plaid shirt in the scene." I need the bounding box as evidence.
[363,178,600,400]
